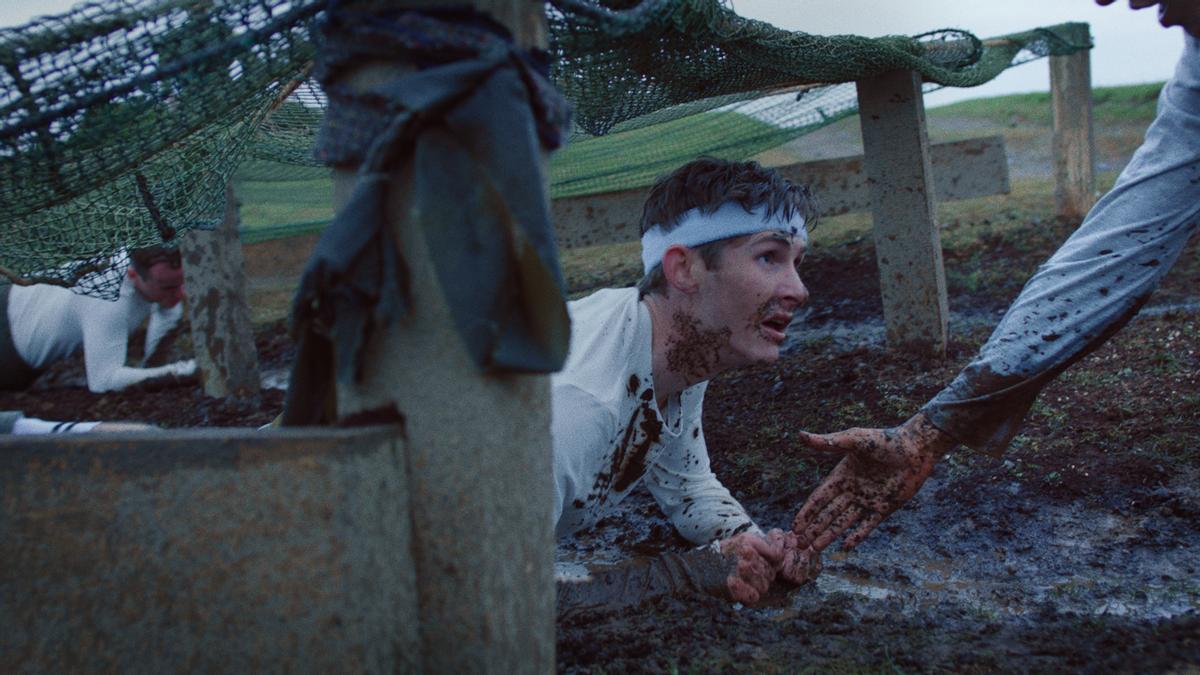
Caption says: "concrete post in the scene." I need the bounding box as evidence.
[856,69,949,356]
[0,427,419,672]
[328,3,555,672]
[180,180,262,401]
[1051,49,1096,220]
[549,136,1011,249]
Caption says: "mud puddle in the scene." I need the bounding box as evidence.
[795,473,1200,622]
[557,464,1200,624]
[783,298,1200,355]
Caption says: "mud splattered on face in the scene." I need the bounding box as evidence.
[748,297,788,343]
[666,311,731,381]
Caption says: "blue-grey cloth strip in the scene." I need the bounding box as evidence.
[284,8,572,423]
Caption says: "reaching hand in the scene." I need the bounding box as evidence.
[779,531,822,585]
[719,529,784,604]
[790,413,957,553]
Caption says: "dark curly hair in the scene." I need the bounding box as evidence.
[637,157,818,298]
[129,245,182,279]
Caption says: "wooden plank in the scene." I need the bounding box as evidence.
[1051,50,1096,220]
[856,69,948,356]
[551,135,1009,249]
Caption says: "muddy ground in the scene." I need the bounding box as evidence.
[4,114,1200,671]
[7,214,1198,672]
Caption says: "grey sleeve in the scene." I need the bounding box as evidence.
[0,411,22,434]
[922,38,1200,456]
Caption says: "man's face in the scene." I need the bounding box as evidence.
[689,230,809,369]
[130,262,186,308]
[1097,0,1200,37]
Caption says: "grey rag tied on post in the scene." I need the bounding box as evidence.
[283,8,572,424]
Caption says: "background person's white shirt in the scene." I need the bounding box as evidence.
[7,275,193,392]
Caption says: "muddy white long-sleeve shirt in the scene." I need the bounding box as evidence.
[552,288,760,544]
[7,276,192,392]
[923,34,1200,456]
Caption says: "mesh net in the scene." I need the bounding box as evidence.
[0,0,1091,297]
[0,0,320,297]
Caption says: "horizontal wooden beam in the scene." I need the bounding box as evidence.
[550,135,1010,249]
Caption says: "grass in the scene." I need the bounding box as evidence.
[928,81,1164,127]
[233,168,334,230]
[230,81,1162,247]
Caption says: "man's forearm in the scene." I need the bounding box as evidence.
[87,360,195,392]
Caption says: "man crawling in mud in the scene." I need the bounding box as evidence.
[552,157,821,603]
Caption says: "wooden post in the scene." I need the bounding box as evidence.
[1051,49,1096,220]
[327,2,554,672]
[180,180,262,402]
[856,70,948,356]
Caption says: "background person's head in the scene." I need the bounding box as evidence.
[128,245,185,308]
[636,157,818,299]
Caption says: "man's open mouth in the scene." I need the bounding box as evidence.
[760,313,792,342]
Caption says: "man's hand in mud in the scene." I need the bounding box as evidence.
[719,529,786,604]
[791,412,958,553]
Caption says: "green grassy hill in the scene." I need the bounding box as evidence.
[234,81,1164,243]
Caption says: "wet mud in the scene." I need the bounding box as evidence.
[557,221,1200,671]
[557,547,735,621]
[557,450,1200,672]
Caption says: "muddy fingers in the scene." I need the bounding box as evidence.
[843,511,886,551]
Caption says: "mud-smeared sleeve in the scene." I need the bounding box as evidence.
[922,37,1200,456]
[644,400,760,544]
[551,383,618,537]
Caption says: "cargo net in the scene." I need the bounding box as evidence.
[546,0,1092,197]
[0,0,1091,297]
[0,0,321,298]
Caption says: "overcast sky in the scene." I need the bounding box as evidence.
[2,0,1184,107]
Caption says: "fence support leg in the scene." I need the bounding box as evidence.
[1051,49,1096,220]
[856,69,948,357]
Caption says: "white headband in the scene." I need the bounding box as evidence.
[640,201,807,274]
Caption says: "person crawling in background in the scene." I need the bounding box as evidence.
[552,157,822,603]
[0,245,196,393]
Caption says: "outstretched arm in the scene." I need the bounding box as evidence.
[80,295,194,393]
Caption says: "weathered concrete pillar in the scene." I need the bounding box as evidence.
[180,180,262,401]
[550,136,1011,249]
[1051,49,1096,220]
[329,3,555,672]
[856,69,948,356]
[0,427,418,672]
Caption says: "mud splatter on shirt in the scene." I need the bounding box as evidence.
[550,288,757,543]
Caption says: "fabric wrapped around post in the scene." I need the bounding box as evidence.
[283,8,572,425]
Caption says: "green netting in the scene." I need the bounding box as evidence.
[0,0,1091,297]
[0,0,319,297]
